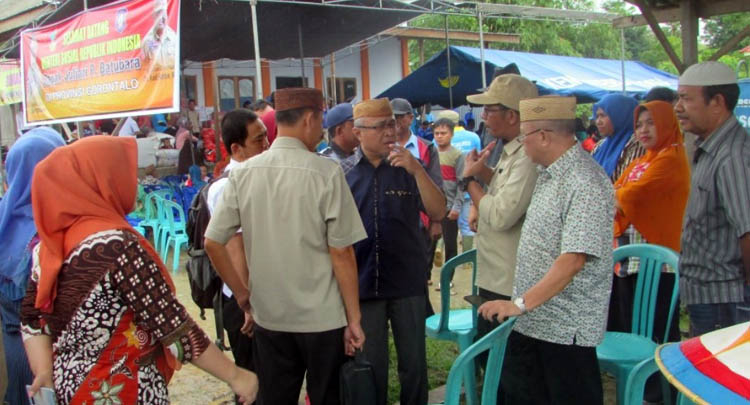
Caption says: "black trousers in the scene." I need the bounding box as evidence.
[252,325,346,405]
[222,294,255,404]
[360,297,428,405]
[441,217,458,264]
[501,332,603,405]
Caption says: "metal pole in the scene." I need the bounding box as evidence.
[620,28,626,94]
[250,0,263,100]
[77,0,88,139]
[330,53,337,103]
[298,23,305,84]
[478,11,487,89]
[445,15,453,109]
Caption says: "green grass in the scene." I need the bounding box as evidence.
[386,335,458,405]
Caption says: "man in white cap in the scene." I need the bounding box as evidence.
[675,61,750,336]
[479,96,614,404]
[460,74,539,348]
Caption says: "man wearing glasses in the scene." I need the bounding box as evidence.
[460,74,539,354]
[339,98,446,405]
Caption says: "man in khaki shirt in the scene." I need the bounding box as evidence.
[204,88,367,405]
[461,74,539,344]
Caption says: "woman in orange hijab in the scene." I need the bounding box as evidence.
[20,137,257,404]
[608,99,690,329]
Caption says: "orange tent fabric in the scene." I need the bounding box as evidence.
[613,101,690,251]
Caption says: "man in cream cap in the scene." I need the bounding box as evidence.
[206,88,367,404]
[478,96,614,404]
[675,61,750,337]
[460,74,539,354]
[340,98,445,405]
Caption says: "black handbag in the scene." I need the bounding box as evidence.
[339,349,377,405]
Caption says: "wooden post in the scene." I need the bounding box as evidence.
[211,61,222,161]
[632,0,685,73]
[680,0,699,67]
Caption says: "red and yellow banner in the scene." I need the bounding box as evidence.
[0,59,21,106]
[21,0,180,125]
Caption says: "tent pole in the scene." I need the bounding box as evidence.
[478,10,487,89]
[445,15,453,109]
[620,28,626,94]
[330,53,337,103]
[298,23,305,85]
[250,0,263,100]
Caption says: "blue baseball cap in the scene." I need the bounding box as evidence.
[325,103,353,129]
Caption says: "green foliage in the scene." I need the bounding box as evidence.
[405,2,750,80]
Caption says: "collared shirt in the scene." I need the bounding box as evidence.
[680,116,750,305]
[205,136,367,333]
[403,133,422,159]
[400,132,444,196]
[475,138,538,297]
[206,158,241,298]
[341,147,428,300]
[513,144,614,347]
[320,141,353,163]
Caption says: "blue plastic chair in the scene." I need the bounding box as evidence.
[160,199,188,273]
[444,317,516,405]
[425,249,479,405]
[597,243,680,405]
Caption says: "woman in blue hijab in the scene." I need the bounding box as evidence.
[0,127,64,405]
[591,94,642,181]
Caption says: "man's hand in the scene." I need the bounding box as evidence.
[234,290,251,313]
[447,210,460,221]
[469,205,479,232]
[240,311,254,337]
[429,222,442,241]
[463,141,496,178]
[344,321,365,356]
[388,145,421,175]
[478,299,521,322]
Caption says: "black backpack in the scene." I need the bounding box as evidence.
[185,173,229,349]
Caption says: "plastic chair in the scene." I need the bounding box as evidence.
[444,317,516,405]
[160,199,188,273]
[425,249,479,405]
[140,192,162,242]
[625,358,694,405]
[597,243,680,405]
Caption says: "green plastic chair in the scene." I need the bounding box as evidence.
[444,317,516,405]
[597,243,680,405]
[425,249,479,405]
[130,184,147,219]
[140,192,162,243]
[624,357,693,405]
[160,199,188,273]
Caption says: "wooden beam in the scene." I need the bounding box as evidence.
[631,0,685,73]
[709,25,750,61]
[385,27,520,44]
[616,0,750,28]
[681,0,699,66]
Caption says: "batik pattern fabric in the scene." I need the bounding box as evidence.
[21,230,209,405]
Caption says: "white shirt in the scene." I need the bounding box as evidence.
[206,158,242,297]
[119,117,140,137]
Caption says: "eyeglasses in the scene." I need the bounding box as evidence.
[356,120,397,131]
[517,128,549,143]
[482,105,508,115]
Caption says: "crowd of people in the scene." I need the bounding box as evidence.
[0,59,748,405]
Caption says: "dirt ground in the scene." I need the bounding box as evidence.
[167,244,616,404]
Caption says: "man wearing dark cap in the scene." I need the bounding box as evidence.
[340,98,446,405]
[205,88,367,405]
[391,98,444,306]
[321,103,358,162]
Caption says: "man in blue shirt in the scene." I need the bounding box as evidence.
[340,98,446,405]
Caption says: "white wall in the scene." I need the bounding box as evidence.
[181,34,404,106]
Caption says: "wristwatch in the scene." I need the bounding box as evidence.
[458,176,478,192]
[513,296,527,315]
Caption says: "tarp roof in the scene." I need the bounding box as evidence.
[3,0,425,61]
[378,45,678,107]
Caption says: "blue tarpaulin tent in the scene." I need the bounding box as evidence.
[378,46,678,108]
